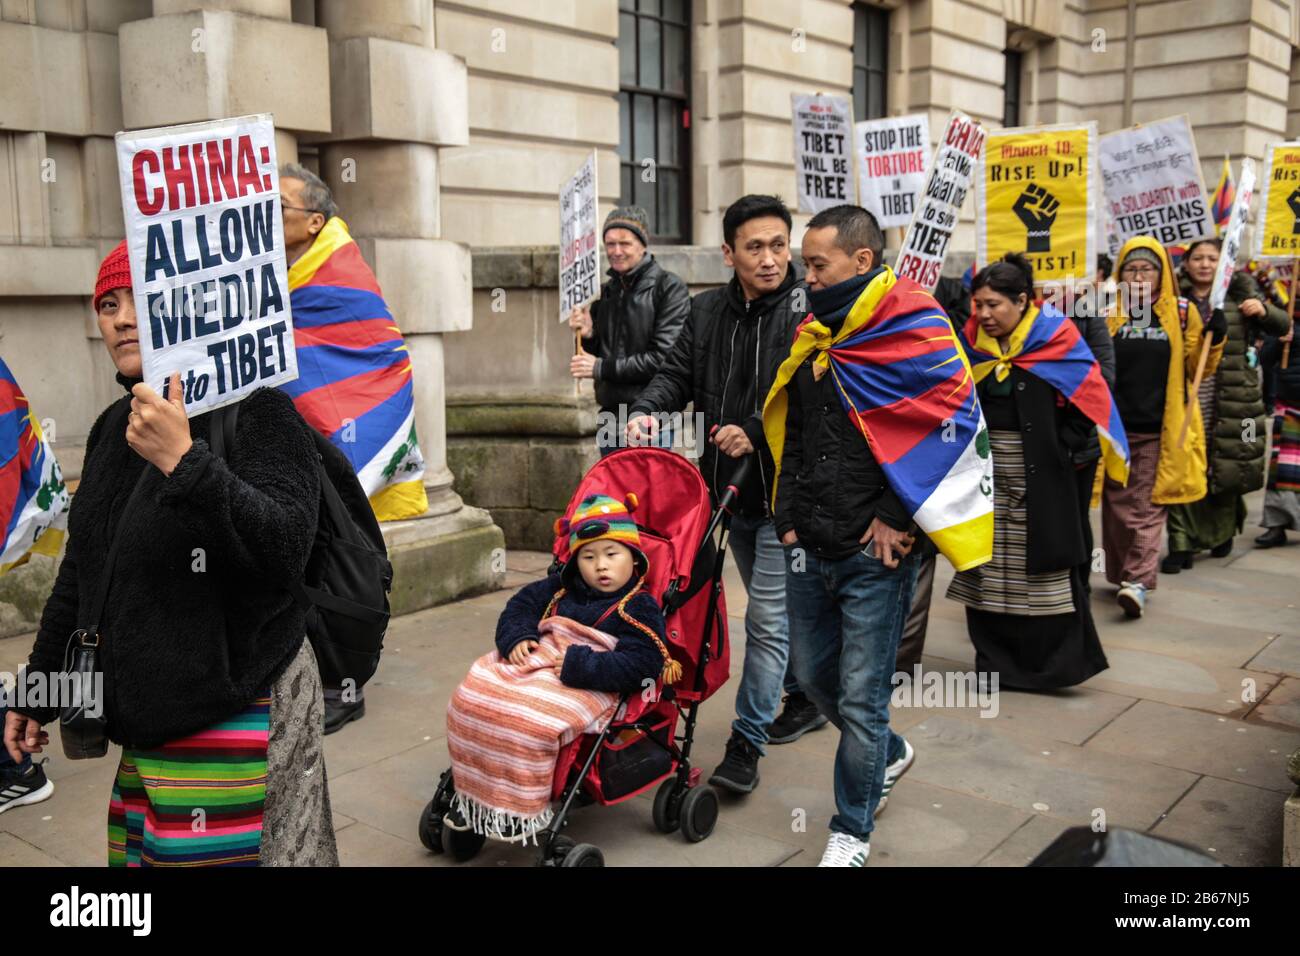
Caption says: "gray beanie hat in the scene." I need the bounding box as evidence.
[1120,246,1162,271]
[603,206,650,247]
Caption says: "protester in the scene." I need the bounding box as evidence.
[1162,239,1291,567]
[1257,323,1300,546]
[280,163,421,732]
[1102,237,1226,618]
[764,204,941,866]
[625,195,820,794]
[1,242,338,866]
[569,207,690,454]
[442,493,673,842]
[948,253,1118,687]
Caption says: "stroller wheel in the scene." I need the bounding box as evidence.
[446,826,486,863]
[560,843,605,868]
[417,799,444,853]
[680,785,719,843]
[652,778,684,833]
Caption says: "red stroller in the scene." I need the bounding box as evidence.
[417,446,748,866]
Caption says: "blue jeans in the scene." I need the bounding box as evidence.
[785,545,919,840]
[727,514,798,753]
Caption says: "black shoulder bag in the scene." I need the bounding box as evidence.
[59,467,151,759]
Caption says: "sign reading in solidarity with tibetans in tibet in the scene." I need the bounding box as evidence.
[0,358,69,576]
[559,151,599,320]
[855,113,930,229]
[1211,158,1255,310]
[895,111,985,291]
[1099,115,1214,248]
[792,93,854,214]
[116,113,297,415]
[1253,142,1300,259]
[977,122,1097,283]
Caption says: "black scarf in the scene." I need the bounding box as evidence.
[808,266,885,331]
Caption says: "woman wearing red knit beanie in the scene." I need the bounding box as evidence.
[3,242,338,866]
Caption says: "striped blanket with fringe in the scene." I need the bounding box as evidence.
[445,615,620,843]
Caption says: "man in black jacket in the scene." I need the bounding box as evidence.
[625,195,824,794]
[771,205,922,866]
[570,206,689,455]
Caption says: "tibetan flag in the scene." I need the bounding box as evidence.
[764,268,994,572]
[961,300,1130,484]
[1,358,69,575]
[285,217,428,521]
[1211,156,1236,235]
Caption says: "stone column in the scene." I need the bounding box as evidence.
[311,0,503,611]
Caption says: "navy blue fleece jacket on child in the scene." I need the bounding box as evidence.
[494,573,667,694]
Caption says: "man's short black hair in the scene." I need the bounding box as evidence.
[805,204,884,260]
[723,194,793,247]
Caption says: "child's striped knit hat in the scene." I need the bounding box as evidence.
[555,493,641,556]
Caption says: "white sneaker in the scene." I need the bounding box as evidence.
[876,737,915,815]
[817,831,871,867]
[1116,581,1146,619]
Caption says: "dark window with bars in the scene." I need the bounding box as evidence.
[617,0,690,242]
[853,3,888,122]
[1004,50,1023,127]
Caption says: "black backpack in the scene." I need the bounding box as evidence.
[210,401,393,690]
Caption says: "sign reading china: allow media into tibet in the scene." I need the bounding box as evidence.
[116,113,297,415]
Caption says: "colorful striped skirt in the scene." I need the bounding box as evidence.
[1268,401,1300,493]
[107,639,338,867]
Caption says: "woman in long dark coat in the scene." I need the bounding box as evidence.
[947,254,1112,689]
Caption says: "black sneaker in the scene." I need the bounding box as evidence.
[1255,527,1287,549]
[708,733,761,794]
[0,759,54,815]
[324,697,366,735]
[766,692,829,744]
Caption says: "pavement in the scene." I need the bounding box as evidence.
[1,489,1298,867]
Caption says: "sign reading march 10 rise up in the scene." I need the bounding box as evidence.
[1099,114,1214,248]
[116,113,297,415]
[559,150,599,320]
[1254,142,1300,259]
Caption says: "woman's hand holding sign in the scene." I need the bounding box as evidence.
[127,371,193,476]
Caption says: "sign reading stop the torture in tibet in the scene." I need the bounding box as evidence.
[976,121,1097,284]
[116,113,297,416]
[856,113,930,230]
[1100,114,1214,249]
[1254,142,1300,259]
[559,150,600,321]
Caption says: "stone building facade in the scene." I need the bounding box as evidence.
[5,0,1300,599]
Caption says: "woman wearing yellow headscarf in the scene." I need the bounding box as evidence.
[1102,237,1226,619]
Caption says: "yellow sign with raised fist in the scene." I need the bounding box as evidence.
[1253,142,1300,259]
[976,122,1097,283]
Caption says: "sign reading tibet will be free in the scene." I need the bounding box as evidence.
[559,151,599,320]
[792,93,854,213]
[116,113,296,415]
[856,114,930,229]
[1100,115,1214,248]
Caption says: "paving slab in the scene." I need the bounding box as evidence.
[1246,634,1300,679]
[0,832,64,867]
[975,813,1085,866]
[1085,700,1300,794]
[1150,775,1286,867]
[0,752,120,866]
[1079,647,1280,717]
[1249,676,1300,731]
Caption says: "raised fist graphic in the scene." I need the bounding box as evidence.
[1013,183,1060,253]
[1288,186,1300,234]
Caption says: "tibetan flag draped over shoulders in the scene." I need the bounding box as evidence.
[1,358,69,575]
[961,300,1130,484]
[763,268,994,572]
[1211,156,1235,235]
[285,217,427,521]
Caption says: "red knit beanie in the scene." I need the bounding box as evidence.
[94,240,131,310]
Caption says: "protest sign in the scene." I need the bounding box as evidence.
[855,113,929,229]
[895,111,984,291]
[559,150,599,320]
[1099,115,1214,248]
[1253,142,1300,259]
[976,122,1097,284]
[115,113,296,416]
[1210,157,1255,311]
[792,93,854,213]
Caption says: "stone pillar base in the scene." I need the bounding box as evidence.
[380,502,505,615]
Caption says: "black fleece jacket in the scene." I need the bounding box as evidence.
[494,573,666,695]
[16,377,319,749]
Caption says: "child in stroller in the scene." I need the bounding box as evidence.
[440,492,678,846]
